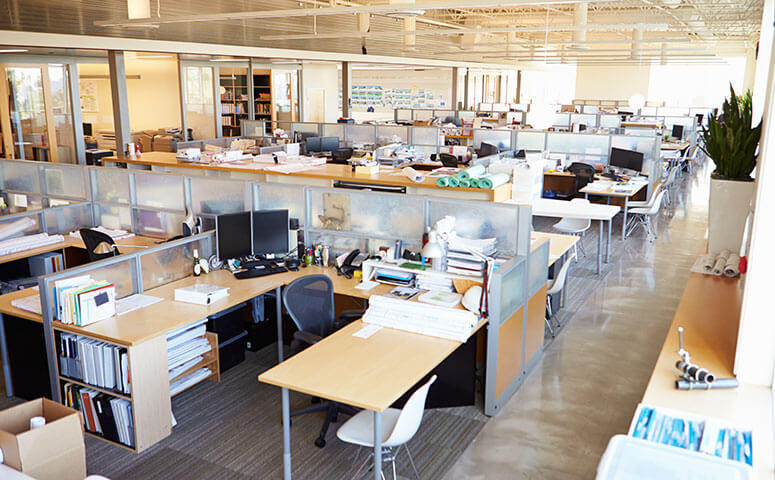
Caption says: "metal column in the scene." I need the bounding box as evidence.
[342,61,352,118]
[108,51,131,156]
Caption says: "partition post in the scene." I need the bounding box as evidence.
[108,51,131,156]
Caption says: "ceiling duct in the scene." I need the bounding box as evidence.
[569,2,589,50]
[384,0,425,18]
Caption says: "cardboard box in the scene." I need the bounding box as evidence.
[0,398,86,480]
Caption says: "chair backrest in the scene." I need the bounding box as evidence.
[569,198,591,229]
[646,190,667,215]
[438,153,458,167]
[79,228,116,262]
[282,275,336,338]
[385,375,437,446]
[567,162,596,191]
[547,258,573,296]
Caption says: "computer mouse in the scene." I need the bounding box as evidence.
[289,265,299,271]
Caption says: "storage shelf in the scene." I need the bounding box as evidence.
[85,431,136,452]
[170,332,220,397]
[59,376,131,401]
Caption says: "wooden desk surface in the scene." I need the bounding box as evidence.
[580,180,647,198]
[661,141,691,151]
[0,234,159,266]
[104,152,508,197]
[641,273,774,478]
[259,317,486,412]
[531,231,578,265]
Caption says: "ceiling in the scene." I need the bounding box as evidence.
[0,0,764,67]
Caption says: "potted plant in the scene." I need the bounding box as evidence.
[700,85,761,254]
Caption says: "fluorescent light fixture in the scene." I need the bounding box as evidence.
[210,58,247,62]
[0,49,28,53]
[134,55,174,59]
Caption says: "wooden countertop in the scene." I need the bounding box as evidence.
[103,152,510,197]
[0,234,159,266]
[641,273,774,478]
[531,231,578,265]
[661,141,691,151]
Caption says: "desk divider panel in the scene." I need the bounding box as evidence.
[473,129,512,150]
[524,241,549,369]
[322,123,345,139]
[290,123,322,138]
[44,202,94,235]
[345,124,377,144]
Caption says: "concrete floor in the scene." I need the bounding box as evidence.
[444,165,710,479]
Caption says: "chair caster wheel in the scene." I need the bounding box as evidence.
[315,438,326,448]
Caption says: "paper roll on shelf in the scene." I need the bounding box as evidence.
[0,217,36,241]
[436,176,450,187]
[402,167,425,183]
[700,253,715,272]
[456,165,486,181]
[459,179,470,188]
[723,253,741,277]
[469,178,480,188]
[712,249,730,276]
[477,173,510,190]
[447,176,460,188]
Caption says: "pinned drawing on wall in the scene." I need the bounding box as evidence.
[320,193,351,231]
[79,79,99,112]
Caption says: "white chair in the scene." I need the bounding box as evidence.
[662,166,679,207]
[545,258,573,337]
[626,184,663,231]
[337,375,437,480]
[626,190,666,241]
[552,198,591,259]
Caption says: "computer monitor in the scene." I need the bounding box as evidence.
[320,137,339,153]
[671,124,684,140]
[479,142,499,157]
[216,211,252,261]
[83,122,93,136]
[252,209,289,256]
[609,147,644,173]
[305,136,322,153]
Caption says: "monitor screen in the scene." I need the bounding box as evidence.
[479,142,499,157]
[609,147,644,172]
[252,209,289,256]
[671,124,684,139]
[320,137,339,153]
[306,136,322,153]
[216,211,252,261]
[83,122,93,137]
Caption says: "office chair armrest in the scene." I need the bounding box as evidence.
[293,330,322,346]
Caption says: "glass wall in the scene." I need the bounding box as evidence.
[6,66,48,161]
[48,65,76,163]
[184,65,216,140]
[271,68,298,123]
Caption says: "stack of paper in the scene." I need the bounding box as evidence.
[170,367,213,396]
[363,295,478,342]
[53,275,116,326]
[445,234,495,276]
[59,333,130,394]
[167,319,210,380]
[416,274,455,293]
[11,291,41,315]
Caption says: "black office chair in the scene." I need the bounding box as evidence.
[79,228,117,262]
[567,162,597,196]
[438,153,459,168]
[330,147,353,165]
[283,275,363,448]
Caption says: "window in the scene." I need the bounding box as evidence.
[647,57,746,107]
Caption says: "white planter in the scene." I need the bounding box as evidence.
[708,177,755,254]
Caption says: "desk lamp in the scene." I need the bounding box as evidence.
[421,230,445,271]
[93,242,148,255]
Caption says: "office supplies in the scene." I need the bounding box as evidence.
[418,290,462,308]
[479,142,499,157]
[456,164,485,181]
[215,211,252,261]
[609,147,644,173]
[351,324,382,338]
[354,280,380,290]
[0,232,64,255]
[174,284,229,305]
[374,269,415,286]
[252,209,289,256]
[234,265,288,279]
[401,166,425,183]
[477,173,510,189]
[387,286,420,300]
[170,367,213,396]
[363,295,477,342]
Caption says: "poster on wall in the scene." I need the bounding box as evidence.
[79,79,99,112]
[349,85,446,109]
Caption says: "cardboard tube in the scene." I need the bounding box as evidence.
[724,253,741,277]
[700,253,715,272]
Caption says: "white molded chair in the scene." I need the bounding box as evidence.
[626,190,666,241]
[545,258,573,337]
[552,198,591,259]
[626,184,663,231]
[337,375,437,480]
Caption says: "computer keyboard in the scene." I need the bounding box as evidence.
[0,233,65,256]
[234,265,288,279]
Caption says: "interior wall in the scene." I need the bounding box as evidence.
[301,62,339,123]
[574,65,651,102]
[347,68,452,116]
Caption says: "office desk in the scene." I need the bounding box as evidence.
[259,314,487,480]
[0,234,159,267]
[531,231,578,267]
[102,152,511,202]
[581,179,647,241]
[509,198,619,274]
[661,141,690,151]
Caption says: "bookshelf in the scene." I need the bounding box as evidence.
[220,68,249,137]
[253,69,274,134]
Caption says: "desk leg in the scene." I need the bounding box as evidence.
[606,219,612,264]
[622,197,628,241]
[597,220,603,275]
[282,387,292,480]
[374,411,383,480]
[276,286,284,363]
[0,314,11,397]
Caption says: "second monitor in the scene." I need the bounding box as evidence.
[215,209,289,261]
[252,209,289,256]
[609,147,644,173]
[306,136,339,154]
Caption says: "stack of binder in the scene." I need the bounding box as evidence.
[53,275,116,326]
[167,319,212,395]
[58,333,130,394]
[374,269,415,287]
[63,384,134,448]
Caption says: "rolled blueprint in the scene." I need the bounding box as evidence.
[712,249,731,276]
[477,173,511,189]
[469,178,480,188]
[676,378,739,390]
[0,217,36,241]
[459,179,471,188]
[456,164,486,181]
[447,176,460,188]
[700,253,715,272]
[436,176,450,187]
[402,166,425,183]
[724,253,741,277]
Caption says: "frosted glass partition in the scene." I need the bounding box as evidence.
[528,241,549,295]
[582,105,599,114]
[305,232,368,257]
[610,135,658,165]
[141,237,209,290]
[290,122,321,136]
[376,125,409,144]
[411,145,438,158]
[93,204,133,231]
[346,124,376,144]
[91,168,131,204]
[436,110,455,120]
[322,123,345,139]
[134,172,185,211]
[395,109,412,122]
[189,177,249,215]
[473,129,512,150]
[552,114,571,127]
[0,212,42,235]
[241,119,263,136]
[662,107,689,116]
[256,183,306,225]
[459,111,475,122]
[132,208,185,238]
[493,104,509,113]
[41,165,88,200]
[45,203,92,235]
[600,115,620,128]
[664,116,696,132]
[641,107,658,116]
[515,131,546,151]
[546,133,609,156]
[0,161,40,193]
[60,257,136,298]
[427,199,518,255]
[572,114,598,128]
[492,257,526,328]
[307,188,425,240]
[414,110,433,121]
[412,126,442,146]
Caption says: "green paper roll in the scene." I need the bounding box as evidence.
[456,164,486,181]
[436,176,449,187]
[478,173,510,190]
[448,176,460,188]
[459,179,470,188]
[469,177,480,188]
